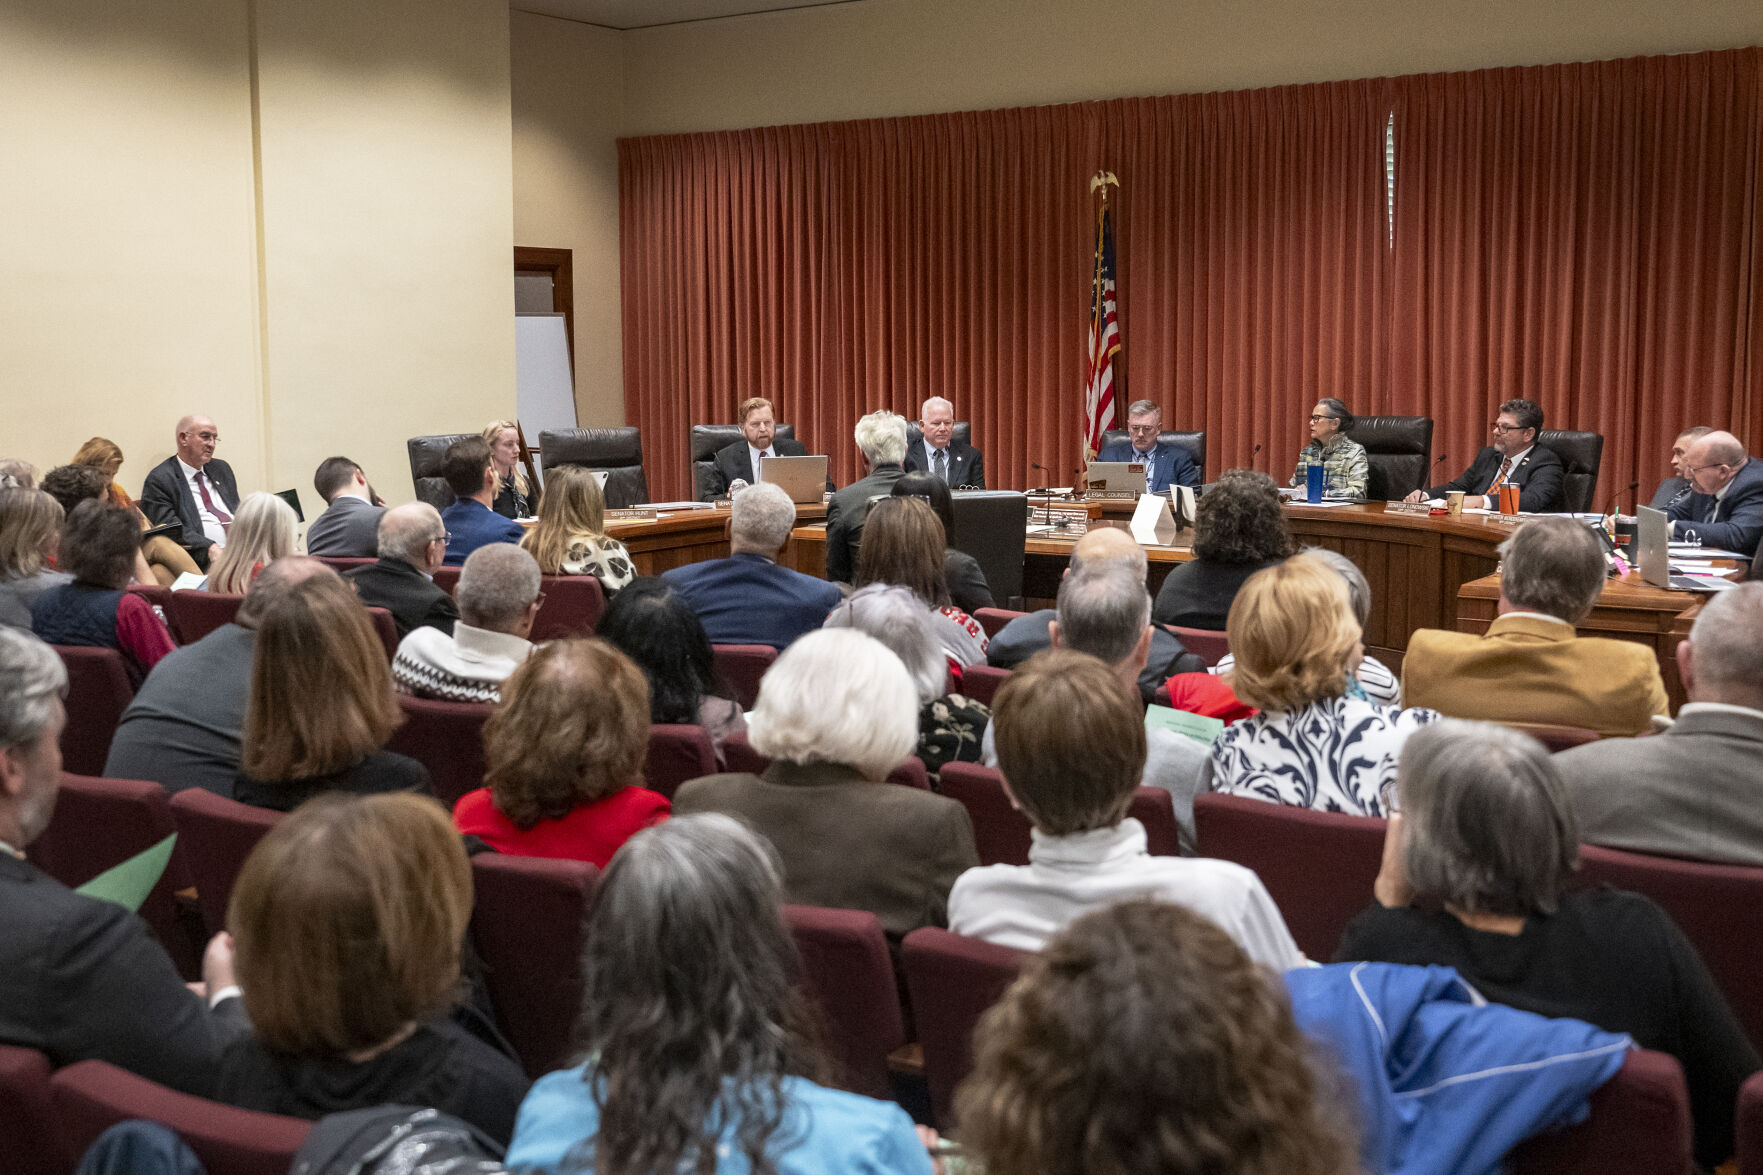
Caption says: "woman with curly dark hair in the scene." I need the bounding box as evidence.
[505,813,935,1175]
[596,577,745,759]
[1152,468,1294,630]
[956,899,1355,1175]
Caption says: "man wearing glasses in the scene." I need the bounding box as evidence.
[1404,398,1563,512]
[1094,399,1201,493]
[345,503,460,639]
[140,414,240,570]
[1667,431,1763,558]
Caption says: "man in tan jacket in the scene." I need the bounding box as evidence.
[1401,517,1668,736]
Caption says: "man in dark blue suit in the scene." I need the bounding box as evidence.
[1405,398,1564,513]
[1093,400,1200,494]
[1668,431,1763,558]
[439,436,523,566]
[664,481,840,649]
[139,414,240,571]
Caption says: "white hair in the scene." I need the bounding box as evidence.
[920,396,954,420]
[0,628,66,749]
[1688,581,1763,700]
[853,411,908,466]
[378,502,444,564]
[823,584,947,705]
[746,628,918,779]
[458,542,542,632]
[729,482,796,555]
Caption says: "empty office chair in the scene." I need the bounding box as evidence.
[167,788,282,935]
[1164,624,1229,667]
[950,491,1028,604]
[1344,415,1434,501]
[0,1045,68,1175]
[938,762,1180,866]
[643,724,719,800]
[1100,427,1207,478]
[532,572,606,640]
[539,427,648,508]
[384,695,491,808]
[690,422,800,500]
[783,905,907,1100]
[971,606,1026,639]
[720,733,930,791]
[1539,429,1605,514]
[164,590,244,646]
[957,664,1009,707]
[711,643,777,710]
[901,927,1027,1129]
[1506,1048,1693,1175]
[52,646,134,777]
[406,433,474,511]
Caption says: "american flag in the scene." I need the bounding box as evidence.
[1083,206,1121,459]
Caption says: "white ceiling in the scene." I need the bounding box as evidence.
[515,0,861,31]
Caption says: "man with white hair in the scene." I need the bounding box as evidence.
[346,502,460,639]
[825,409,910,583]
[392,543,540,703]
[1556,582,1763,865]
[662,481,841,648]
[1665,430,1763,558]
[139,413,240,570]
[904,396,985,488]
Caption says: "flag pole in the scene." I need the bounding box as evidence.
[1081,170,1121,495]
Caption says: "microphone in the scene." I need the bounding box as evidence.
[1602,480,1639,517]
[1249,443,1262,469]
[1030,461,1052,525]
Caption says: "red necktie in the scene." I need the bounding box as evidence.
[196,471,232,532]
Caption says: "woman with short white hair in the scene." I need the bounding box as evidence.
[672,628,978,939]
[206,492,297,595]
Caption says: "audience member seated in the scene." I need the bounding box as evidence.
[1210,554,1437,816]
[891,470,995,613]
[824,584,990,781]
[105,557,330,797]
[987,527,1204,700]
[139,414,239,571]
[673,629,978,940]
[483,419,535,519]
[950,650,1302,967]
[439,436,523,566]
[0,457,34,488]
[956,901,1352,1175]
[597,577,746,759]
[205,491,297,595]
[346,502,459,639]
[42,462,159,588]
[1152,469,1293,630]
[825,409,909,583]
[1290,398,1369,499]
[1556,582,1763,864]
[1093,399,1201,492]
[518,463,635,593]
[71,436,202,584]
[453,639,669,867]
[234,571,430,810]
[506,814,933,1173]
[393,543,538,703]
[1403,397,1564,512]
[31,500,176,683]
[1401,516,1668,735]
[1213,546,1400,705]
[217,792,529,1143]
[1335,720,1760,1169]
[1666,429,1763,557]
[661,480,840,649]
[1648,425,1712,510]
[304,456,385,558]
[0,627,246,1095]
[0,488,70,629]
[854,495,989,667]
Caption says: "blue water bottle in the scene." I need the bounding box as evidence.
[1305,459,1324,504]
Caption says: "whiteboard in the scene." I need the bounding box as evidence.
[515,314,576,474]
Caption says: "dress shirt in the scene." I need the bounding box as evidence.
[748,444,774,482]
[1676,701,1763,722]
[921,439,950,480]
[178,457,229,547]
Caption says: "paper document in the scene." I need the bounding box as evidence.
[75,834,177,913]
[1145,705,1225,746]
[1669,544,1749,558]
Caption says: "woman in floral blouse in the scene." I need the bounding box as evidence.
[519,464,635,595]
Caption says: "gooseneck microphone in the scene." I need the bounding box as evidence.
[1603,480,1641,518]
[1031,461,1053,525]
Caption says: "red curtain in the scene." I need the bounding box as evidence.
[620,49,1762,503]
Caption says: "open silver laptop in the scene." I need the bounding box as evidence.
[1085,461,1148,496]
[759,454,828,504]
[1636,505,1705,591]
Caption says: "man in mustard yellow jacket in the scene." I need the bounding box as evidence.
[1402,517,1669,736]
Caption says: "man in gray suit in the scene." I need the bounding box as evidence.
[1556,582,1763,866]
[304,456,385,558]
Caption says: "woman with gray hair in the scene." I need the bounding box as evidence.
[1336,719,1759,1169]
[505,814,935,1174]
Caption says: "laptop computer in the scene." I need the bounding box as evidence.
[1084,461,1148,496]
[1636,505,1707,591]
[759,454,828,505]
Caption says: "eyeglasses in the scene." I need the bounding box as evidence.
[1489,422,1529,434]
[1126,423,1160,433]
[433,533,451,545]
[1686,462,1734,476]
[1308,415,1339,424]
[531,591,547,609]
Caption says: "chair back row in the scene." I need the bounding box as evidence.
[313,562,608,643]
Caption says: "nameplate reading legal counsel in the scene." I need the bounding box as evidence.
[1129,493,1179,546]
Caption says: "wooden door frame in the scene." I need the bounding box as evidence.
[513,246,574,362]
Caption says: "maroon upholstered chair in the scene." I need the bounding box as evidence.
[432,564,462,594]
[1163,624,1229,667]
[384,695,492,808]
[972,607,1026,639]
[937,762,1180,866]
[1191,793,1386,960]
[124,584,178,642]
[51,1061,311,1175]
[711,643,777,710]
[1499,721,1601,753]
[1739,1071,1763,1175]
[167,788,282,936]
[532,572,606,640]
[1576,844,1763,1052]
[957,664,1010,707]
[902,927,1027,1129]
[51,646,135,777]
[0,1045,69,1175]
[312,555,376,575]
[365,606,399,661]
[469,852,598,1079]
[783,905,907,1100]
[643,724,719,800]
[164,590,245,646]
[887,756,932,791]
[720,734,930,792]
[1506,1047,1692,1175]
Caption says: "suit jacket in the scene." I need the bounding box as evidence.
[661,552,842,649]
[1664,457,1763,557]
[698,437,810,501]
[904,438,986,489]
[943,548,994,614]
[440,498,524,566]
[672,760,978,939]
[986,608,1206,702]
[0,852,247,1096]
[1427,445,1564,513]
[139,456,240,570]
[1094,440,1200,494]
[825,462,907,583]
[304,494,385,558]
[347,557,459,639]
[1554,705,1763,866]
[1648,476,1692,512]
[1401,613,1669,736]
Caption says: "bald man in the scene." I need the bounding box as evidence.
[1665,430,1763,558]
[139,414,240,571]
[985,527,1205,700]
[345,503,460,639]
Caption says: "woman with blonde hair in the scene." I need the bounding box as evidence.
[483,419,534,518]
[519,463,635,593]
[70,436,202,584]
[233,570,429,810]
[205,491,297,595]
[1208,552,1436,815]
[0,488,70,629]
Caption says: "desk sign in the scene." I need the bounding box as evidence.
[1146,704,1225,746]
[1130,493,1179,546]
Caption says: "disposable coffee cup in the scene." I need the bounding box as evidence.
[1447,491,1465,516]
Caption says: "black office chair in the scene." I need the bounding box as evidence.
[539,428,648,508]
[1538,430,1604,514]
[1344,416,1433,501]
[690,423,800,501]
[406,434,474,510]
[1099,429,1206,478]
[950,491,1028,605]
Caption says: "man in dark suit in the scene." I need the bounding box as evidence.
[0,627,246,1096]
[139,414,240,570]
[1666,430,1763,558]
[903,396,986,488]
[664,482,841,649]
[346,503,460,639]
[825,409,910,583]
[1093,399,1200,493]
[1648,425,1713,510]
[439,437,524,565]
[1405,397,1564,513]
[699,396,813,501]
[304,456,385,558]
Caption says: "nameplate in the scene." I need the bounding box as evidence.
[606,508,659,520]
[1086,490,1139,501]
